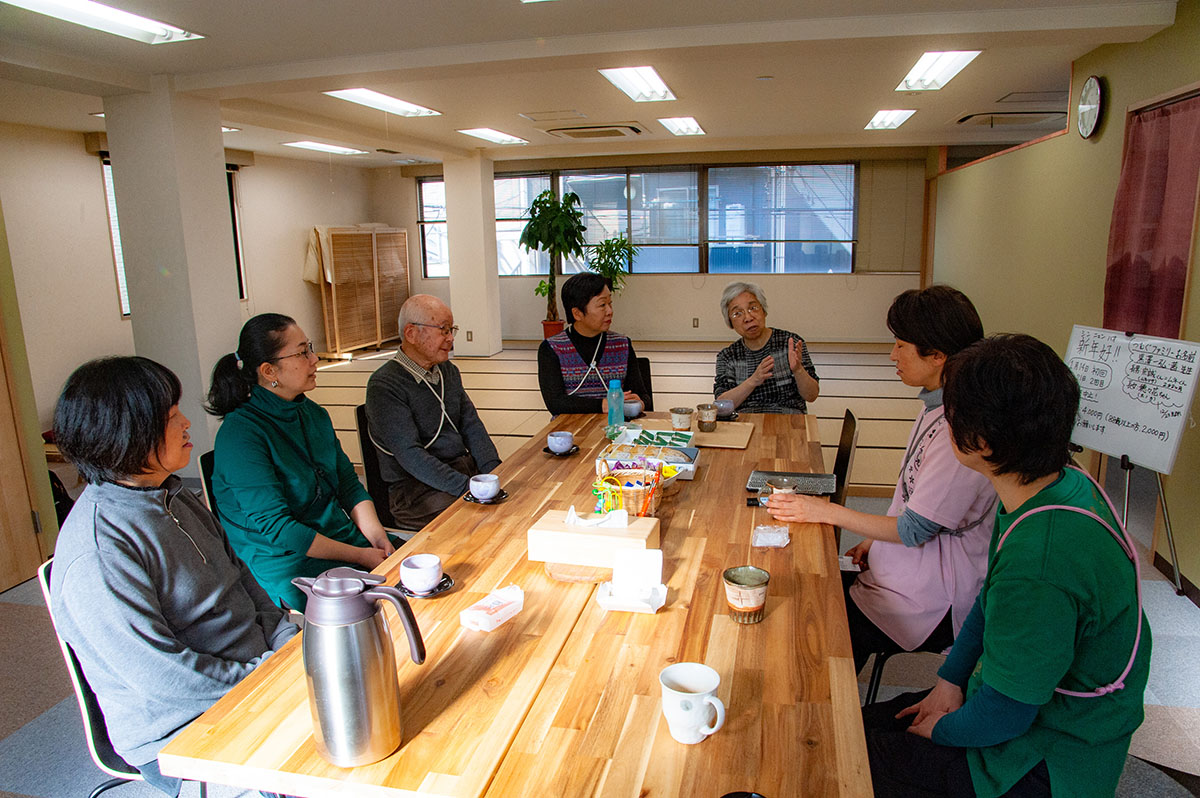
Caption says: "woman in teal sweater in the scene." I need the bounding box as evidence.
[207,313,394,609]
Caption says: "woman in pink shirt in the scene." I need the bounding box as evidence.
[767,286,996,673]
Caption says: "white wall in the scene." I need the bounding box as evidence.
[498,272,915,342]
[370,167,448,305]
[235,154,374,351]
[0,122,134,429]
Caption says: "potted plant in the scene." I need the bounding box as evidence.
[587,234,639,293]
[519,189,586,338]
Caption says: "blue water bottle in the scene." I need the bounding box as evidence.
[606,379,623,428]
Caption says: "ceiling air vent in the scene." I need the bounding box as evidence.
[956,111,1067,128]
[544,123,646,140]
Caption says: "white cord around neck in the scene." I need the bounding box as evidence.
[567,329,606,396]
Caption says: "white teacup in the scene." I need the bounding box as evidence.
[399,553,443,595]
[547,431,574,453]
[623,399,643,419]
[659,662,726,744]
[469,474,501,501]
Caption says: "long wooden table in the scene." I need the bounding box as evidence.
[160,412,871,797]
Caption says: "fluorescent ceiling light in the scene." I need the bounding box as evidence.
[324,88,440,118]
[457,128,528,145]
[599,66,676,103]
[865,110,916,130]
[1,0,203,44]
[896,51,981,91]
[282,141,367,155]
[221,127,240,133]
[658,117,705,136]
[89,111,104,117]
[520,0,559,3]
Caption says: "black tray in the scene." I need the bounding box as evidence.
[399,573,454,599]
[543,444,581,457]
[463,488,509,505]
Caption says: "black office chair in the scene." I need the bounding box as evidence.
[635,356,654,411]
[830,409,859,549]
[355,404,418,537]
[198,450,218,513]
[38,559,208,798]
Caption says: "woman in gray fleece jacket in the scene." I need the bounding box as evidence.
[48,356,298,797]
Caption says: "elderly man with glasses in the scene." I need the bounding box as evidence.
[714,281,820,414]
[366,294,501,530]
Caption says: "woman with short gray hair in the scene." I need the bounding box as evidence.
[714,281,819,413]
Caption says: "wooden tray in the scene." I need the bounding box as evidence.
[639,418,755,449]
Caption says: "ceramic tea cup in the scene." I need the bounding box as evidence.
[547,431,574,453]
[623,399,643,419]
[400,553,443,595]
[722,565,770,624]
[696,403,718,432]
[670,406,694,432]
[714,399,735,418]
[659,662,725,744]
[469,474,501,501]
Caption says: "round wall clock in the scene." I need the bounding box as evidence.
[1077,75,1102,139]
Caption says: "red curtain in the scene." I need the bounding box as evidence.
[1103,95,1200,338]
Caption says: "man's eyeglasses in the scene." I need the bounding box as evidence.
[729,304,764,321]
[274,341,316,361]
[411,322,459,337]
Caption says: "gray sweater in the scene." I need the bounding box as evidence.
[365,358,501,496]
[49,476,298,765]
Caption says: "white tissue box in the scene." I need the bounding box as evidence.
[527,510,660,568]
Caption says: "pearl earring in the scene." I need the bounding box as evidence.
[271,380,279,388]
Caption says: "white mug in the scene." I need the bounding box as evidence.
[659,662,725,744]
[399,553,442,594]
[469,474,500,500]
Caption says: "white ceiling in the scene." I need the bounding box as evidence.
[0,1,1177,167]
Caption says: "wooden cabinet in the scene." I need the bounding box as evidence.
[316,228,409,355]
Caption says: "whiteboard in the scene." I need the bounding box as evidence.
[1065,325,1200,474]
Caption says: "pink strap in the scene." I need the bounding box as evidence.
[995,466,1143,698]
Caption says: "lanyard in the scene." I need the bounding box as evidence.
[567,330,606,396]
[371,358,459,455]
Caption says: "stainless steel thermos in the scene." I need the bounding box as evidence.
[293,567,426,767]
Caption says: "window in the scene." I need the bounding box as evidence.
[226,167,249,300]
[708,164,855,274]
[561,168,700,273]
[418,178,449,277]
[101,159,251,314]
[417,163,856,276]
[100,160,130,316]
[495,174,551,275]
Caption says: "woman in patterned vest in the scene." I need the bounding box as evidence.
[538,272,648,415]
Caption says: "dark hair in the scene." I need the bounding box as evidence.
[561,272,612,323]
[205,313,295,417]
[53,356,182,485]
[886,285,983,358]
[943,334,1079,484]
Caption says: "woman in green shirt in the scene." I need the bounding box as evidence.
[206,313,395,609]
[863,334,1150,798]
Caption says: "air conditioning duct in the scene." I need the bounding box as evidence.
[543,123,646,139]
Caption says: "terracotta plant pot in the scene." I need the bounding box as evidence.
[542,320,566,338]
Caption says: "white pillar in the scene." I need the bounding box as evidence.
[103,76,243,472]
[444,154,502,355]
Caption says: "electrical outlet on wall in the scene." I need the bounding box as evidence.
[692,317,699,328]
[466,330,473,342]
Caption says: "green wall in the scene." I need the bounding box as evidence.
[933,0,1200,584]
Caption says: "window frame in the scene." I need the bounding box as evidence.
[415,161,859,277]
[100,156,251,315]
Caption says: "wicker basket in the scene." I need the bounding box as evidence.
[598,468,662,517]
